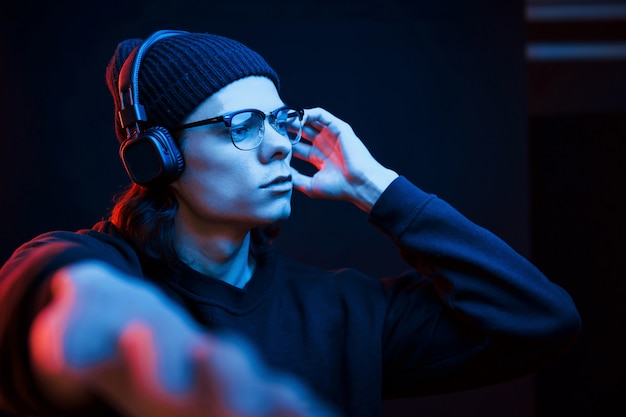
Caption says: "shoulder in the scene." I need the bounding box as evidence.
[3,220,142,280]
[19,220,126,248]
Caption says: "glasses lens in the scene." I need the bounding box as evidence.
[230,111,264,150]
[271,108,302,143]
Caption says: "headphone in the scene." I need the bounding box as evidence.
[117,30,188,187]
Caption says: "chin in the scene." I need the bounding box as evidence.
[269,208,291,223]
[245,204,290,227]
[270,197,292,218]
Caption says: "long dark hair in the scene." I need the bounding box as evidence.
[110,183,180,264]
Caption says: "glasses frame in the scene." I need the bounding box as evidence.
[174,105,305,150]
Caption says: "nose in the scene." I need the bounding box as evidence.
[259,119,292,163]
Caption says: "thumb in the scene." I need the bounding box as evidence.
[290,166,314,197]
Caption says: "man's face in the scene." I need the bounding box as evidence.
[170,76,294,234]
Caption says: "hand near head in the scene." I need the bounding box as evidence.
[29,261,338,417]
[291,107,398,212]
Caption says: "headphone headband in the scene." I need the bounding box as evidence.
[117,29,189,133]
[117,29,188,187]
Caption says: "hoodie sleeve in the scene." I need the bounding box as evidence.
[0,225,141,416]
[368,176,581,397]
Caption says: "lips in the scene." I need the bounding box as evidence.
[261,174,292,188]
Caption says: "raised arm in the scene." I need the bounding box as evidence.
[0,234,338,417]
[29,260,334,417]
[290,107,581,394]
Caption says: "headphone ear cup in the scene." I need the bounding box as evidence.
[119,126,184,186]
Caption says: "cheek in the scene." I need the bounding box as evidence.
[182,158,237,196]
[174,145,257,209]
[180,139,239,185]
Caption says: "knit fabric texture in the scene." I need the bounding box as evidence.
[105,30,280,143]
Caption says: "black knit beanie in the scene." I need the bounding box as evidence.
[105,31,280,143]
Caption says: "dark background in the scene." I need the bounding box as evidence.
[0,0,624,416]
[527,1,626,416]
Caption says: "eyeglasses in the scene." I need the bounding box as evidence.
[175,106,305,150]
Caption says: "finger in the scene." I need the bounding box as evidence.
[303,108,351,140]
[118,321,161,396]
[292,140,328,167]
[187,338,232,415]
[302,107,332,125]
[303,107,338,129]
[300,108,337,140]
[30,273,77,375]
[290,167,314,196]
[94,321,168,417]
[300,124,320,142]
[292,141,313,162]
[204,333,279,416]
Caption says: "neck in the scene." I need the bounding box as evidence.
[174,223,255,289]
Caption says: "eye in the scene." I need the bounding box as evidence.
[273,119,288,133]
[272,109,296,133]
[231,125,253,140]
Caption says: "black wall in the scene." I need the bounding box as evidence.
[528,3,626,415]
[530,113,626,417]
[0,1,565,416]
